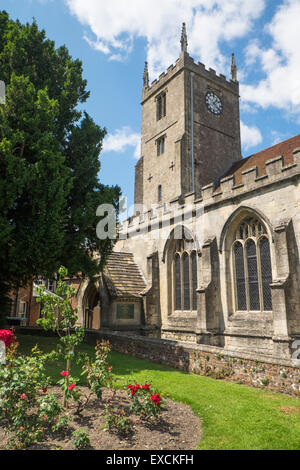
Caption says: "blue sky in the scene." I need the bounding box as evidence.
[2,0,300,208]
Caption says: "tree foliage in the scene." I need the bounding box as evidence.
[0,11,120,322]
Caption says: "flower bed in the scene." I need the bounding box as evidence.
[0,271,201,450]
[0,386,201,450]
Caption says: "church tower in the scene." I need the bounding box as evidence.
[134,24,241,211]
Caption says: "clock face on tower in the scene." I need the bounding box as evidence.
[205,91,223,115]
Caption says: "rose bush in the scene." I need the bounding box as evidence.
[0,305,164,448]
[36,266,84,407]
[126,382,163,421]
[0,344,67,448]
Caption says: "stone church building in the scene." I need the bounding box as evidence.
[12,25,300,367]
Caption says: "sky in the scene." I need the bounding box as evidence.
[2,0,300,209]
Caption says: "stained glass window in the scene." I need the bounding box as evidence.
[234,242,247,310]
[191,251,197,311]
[174,254,181,311]
[183,253,190,310]
[232,218,272,312]
[173,240,197,312]
[259,237,272,311]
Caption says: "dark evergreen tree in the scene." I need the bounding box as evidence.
[0,11,121,325]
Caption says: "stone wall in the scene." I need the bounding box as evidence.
[85,330,300,398]
[116,145,300,359]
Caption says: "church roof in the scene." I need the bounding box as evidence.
[103,252,146,300]
[219,133,300,186]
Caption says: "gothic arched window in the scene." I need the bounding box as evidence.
[174,253,181,311]
[232,218,272,312]
[172,239,198,312]
[191,251,197,311]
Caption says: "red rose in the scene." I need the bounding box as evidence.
[150,394,161,405]
[60,371,69,377]
[68,384,76,391]
[142,384,150,391]
[20,393,27,400]
[130,384,141,397]
[0,329,15,347]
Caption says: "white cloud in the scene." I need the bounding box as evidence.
[241,0,300,114]
[240,100,258,114]
[102,126,141,159]
[270,130,290,146]
[65,0,265,80]
[240,121,263,151]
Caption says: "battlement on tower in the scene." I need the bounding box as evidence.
[142,52,239,103]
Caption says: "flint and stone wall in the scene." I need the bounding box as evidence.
[85,329,300,398]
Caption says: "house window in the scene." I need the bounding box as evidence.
[157,136,165,156]
[34,278,56,295]
[156,92,166,120]
[47,280,56,293]
[172,243,198,312]
[18,301,27,318]
[158,185,162,203]
[232,217,272,312]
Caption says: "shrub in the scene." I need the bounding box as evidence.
[57,371,80,409]
[71,429,90,449]
[81,340,113,400]
[261,378,270,386]
[126,382,163,421]
[36,266,84,407]
[104,405,131,436]
[36,392,64,429]
[0,345,66,448]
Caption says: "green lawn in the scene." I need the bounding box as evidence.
[17,334,300,450]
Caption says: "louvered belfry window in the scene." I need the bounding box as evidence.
[156,92,166,120]
[173,240,197,312]
[232,218,273,312]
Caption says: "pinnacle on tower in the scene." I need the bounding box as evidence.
[180,22,188,53]
[231,53,237,82]
[143,61,149,89]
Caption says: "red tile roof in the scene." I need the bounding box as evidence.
[219,134,300,186]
